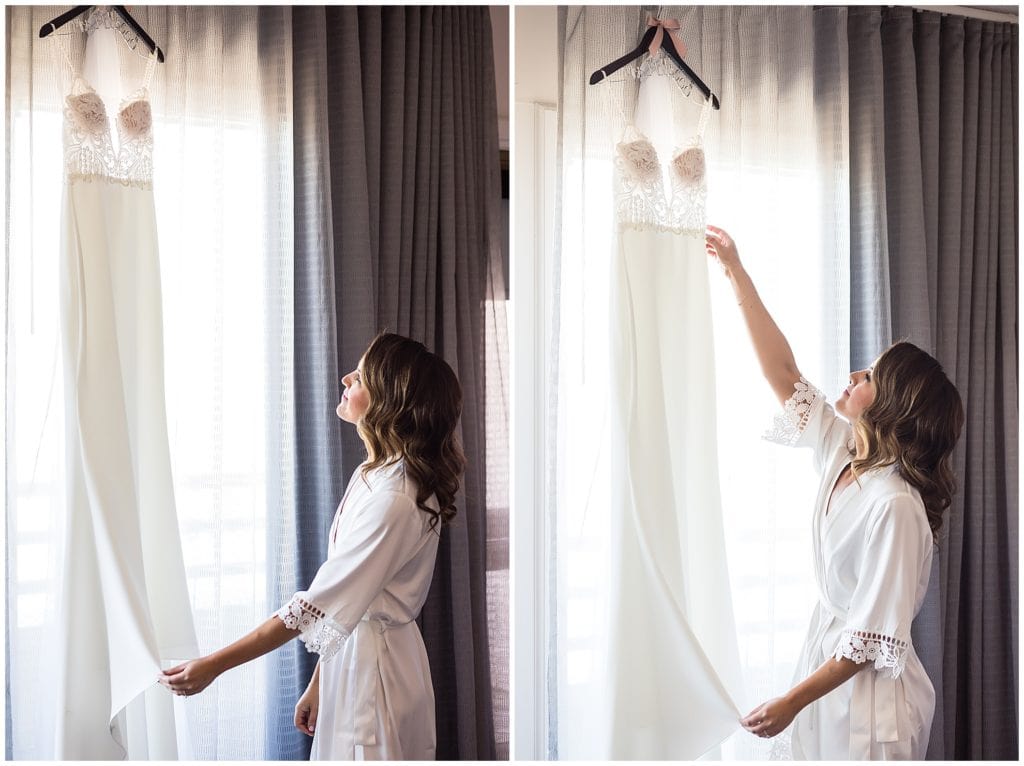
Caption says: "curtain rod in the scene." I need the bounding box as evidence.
[912,6,1019,24]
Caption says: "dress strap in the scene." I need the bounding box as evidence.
[141,48,158,91]
[620,123,648,144]
[616,96,631,134]
[52,32,78,79]
[696,94,714,141]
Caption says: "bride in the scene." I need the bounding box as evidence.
[159,333,465,761]
[706,225,963,760]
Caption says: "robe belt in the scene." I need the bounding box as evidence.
[809,603,900,756]
[352,615,414,746]
[850,671,900,756]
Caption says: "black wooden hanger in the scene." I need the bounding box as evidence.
[590,15,719,110]
[39,6,165,63]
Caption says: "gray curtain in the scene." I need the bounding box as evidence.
[845,7,1018,759]
[283,6,502,760]
[267,4,332,760]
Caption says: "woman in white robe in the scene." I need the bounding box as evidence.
[705,226,964,760]
[159,333,466,760]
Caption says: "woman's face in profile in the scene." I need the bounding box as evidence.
[337,357,371,423]
[836,364,876,421]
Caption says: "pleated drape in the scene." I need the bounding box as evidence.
[845,7,1018,759]
[283,7,502,760]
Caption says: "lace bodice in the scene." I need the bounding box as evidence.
[613,59,713,236]
[615,126,708,235]
[57,29,157,190]
[64,77,154,189]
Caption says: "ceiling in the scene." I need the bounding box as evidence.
[962,4,1019,18]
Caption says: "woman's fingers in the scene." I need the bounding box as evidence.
[158,663,189,692]
[740,704,775,737]
[705,227,731,247]
[740,705,765,728]
[157,660,211,696]
[157,671,186,693]
[162,668,188,686]
[294,699,318,736]
[705,225,741,275]
[705,224,728,241]
[294,703,311,735]
[740,698,793,739]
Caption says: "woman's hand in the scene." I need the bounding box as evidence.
[294,677,320,736]
[741,696,800,739]
[705,225,743,275]
[158,657,222,697]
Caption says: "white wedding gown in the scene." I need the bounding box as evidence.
[605,63,744,759]
[55,25,197,759]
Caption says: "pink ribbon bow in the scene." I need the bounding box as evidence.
[646,13,688,58]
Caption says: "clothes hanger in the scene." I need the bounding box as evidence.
[39,5,165,63]
[589,13,720,110]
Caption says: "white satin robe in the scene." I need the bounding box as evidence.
[766,378,936,760]
[277,461,439,760]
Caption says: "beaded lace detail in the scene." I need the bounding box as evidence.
[833,629,908,679]
[615,128,707,235]
[64,78,154,189]
[276,593,349,662]
[81,7,146,53]
[763,376,826,446]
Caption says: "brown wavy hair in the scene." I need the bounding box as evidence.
[356,333,465,531]
[851,341,964,540]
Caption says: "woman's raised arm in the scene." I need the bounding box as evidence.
[705,225,802,405]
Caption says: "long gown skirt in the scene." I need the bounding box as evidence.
[55,27,197,759]
[606,223,743,758]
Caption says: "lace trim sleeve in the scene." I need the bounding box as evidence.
[833,629,908,679]
[275,593,349,662]
[762,376,826,446]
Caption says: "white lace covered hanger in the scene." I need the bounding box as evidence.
[589,6,720,109]
[40,5,165,63]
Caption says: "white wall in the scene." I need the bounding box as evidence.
[511,5,559,761]
[515,6,558,105]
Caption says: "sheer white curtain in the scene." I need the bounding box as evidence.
[5,6,293,759]
[552,6,850,759]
